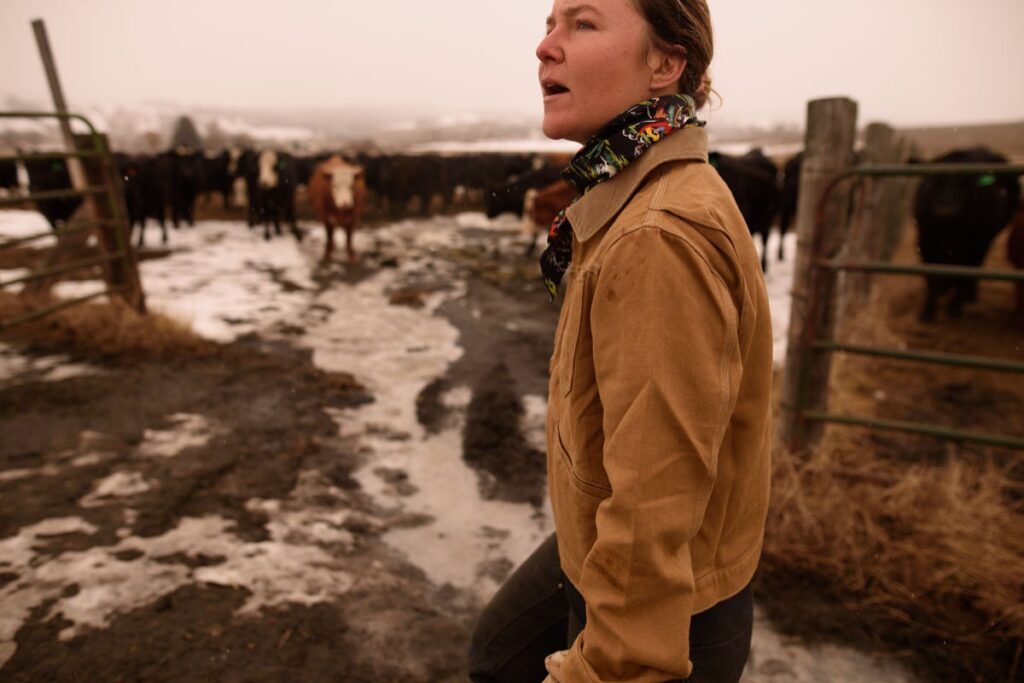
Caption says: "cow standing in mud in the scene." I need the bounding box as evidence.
[116,154,169,246]
[255,150,302,241]
[0,159,18,195]
[23,156,83,231]
[307,155,366,263]
[913,147,1021,321]
[203,148,244,210]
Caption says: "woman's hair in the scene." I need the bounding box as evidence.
[632,0,714,109]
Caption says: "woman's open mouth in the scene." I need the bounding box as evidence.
[542,80,570,99]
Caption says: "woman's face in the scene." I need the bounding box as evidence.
[537,0,658,143]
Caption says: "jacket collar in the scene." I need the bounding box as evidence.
[565,126,709,243]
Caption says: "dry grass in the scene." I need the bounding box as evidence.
[0,290,214,360]
[762,223,1024,681]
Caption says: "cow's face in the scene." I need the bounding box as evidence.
[258,150,279,189]
[328,164,360,209]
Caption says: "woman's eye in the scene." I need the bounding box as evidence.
[576,20,594,30]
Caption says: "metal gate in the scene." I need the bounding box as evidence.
[0,111,145,330]
[785,161,1024,452]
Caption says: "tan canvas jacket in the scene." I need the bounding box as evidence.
[547,126,773,683]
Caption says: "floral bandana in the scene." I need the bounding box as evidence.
[539,94,705,301]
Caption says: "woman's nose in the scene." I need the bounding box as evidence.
[536,28,563,63]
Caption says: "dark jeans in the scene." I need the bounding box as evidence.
[469,533,753,683]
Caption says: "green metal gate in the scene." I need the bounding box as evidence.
[787,161,1024,452]
[0,111,145,330]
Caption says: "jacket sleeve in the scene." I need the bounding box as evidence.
[560,225,742,683]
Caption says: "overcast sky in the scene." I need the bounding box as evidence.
[1,0,1022,129]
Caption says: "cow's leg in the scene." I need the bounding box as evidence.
[777,226,787,261]
[920,276,940,323]
[322,218,336,263]
[949,280,970,318]
[288,201,302,241]
[346,224,357,264]
[760,230,769,275]
[273,203,283,237]
[964,277,979,303]
[523,229,539,257]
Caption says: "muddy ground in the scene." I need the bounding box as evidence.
[0,206,936,683]
[0,212,563,682]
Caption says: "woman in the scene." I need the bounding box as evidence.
[470,1,773,681]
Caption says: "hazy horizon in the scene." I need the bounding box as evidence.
[1,0,1022,132]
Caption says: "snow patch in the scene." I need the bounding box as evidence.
[137,220,316,342]
[0,342,104,385]
[0,470,356,664]
[745,605,921,682]
[136,413,224,458]
[79,472,154,508]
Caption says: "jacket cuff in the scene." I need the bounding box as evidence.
[560,633,598,683]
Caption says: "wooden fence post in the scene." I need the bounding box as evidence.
[76,133,147,314]
[838,122,900,318]
[776,97,858,452]
[881,135,915,260]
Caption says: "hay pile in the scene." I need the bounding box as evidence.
[761,227,1024,681]
[0,291,213,359]
[764,438,1022,681]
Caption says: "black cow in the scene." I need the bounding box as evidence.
[117,153,169,246]
[913,147,1021,321]
[484,163,564,219]
[778,152,803,263]
[408,155,452,215]
[449,153,534,210]
[202,148,244,210]
[0,159,19,194]
[293,154,324,188]
[366,155,419,217]
[237,150,264,228]
[23,155,83,230]
[252,149,301,241]
[163,148,204,228]
[710,148,781,274]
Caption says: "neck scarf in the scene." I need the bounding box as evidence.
[539,94,705,301]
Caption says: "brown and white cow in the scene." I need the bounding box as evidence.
[307,155,366,263]
[520,179,578,256]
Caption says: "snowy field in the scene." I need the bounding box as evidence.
[0,209,920,682]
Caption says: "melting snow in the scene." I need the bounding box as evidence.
[745,606,919,682]
[135,413,224,458]
[0,342,104,385]
[0,469,355,666]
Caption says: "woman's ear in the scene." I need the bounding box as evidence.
[648,46,687,93]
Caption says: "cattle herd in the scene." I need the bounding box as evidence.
[0,141,1021,323]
